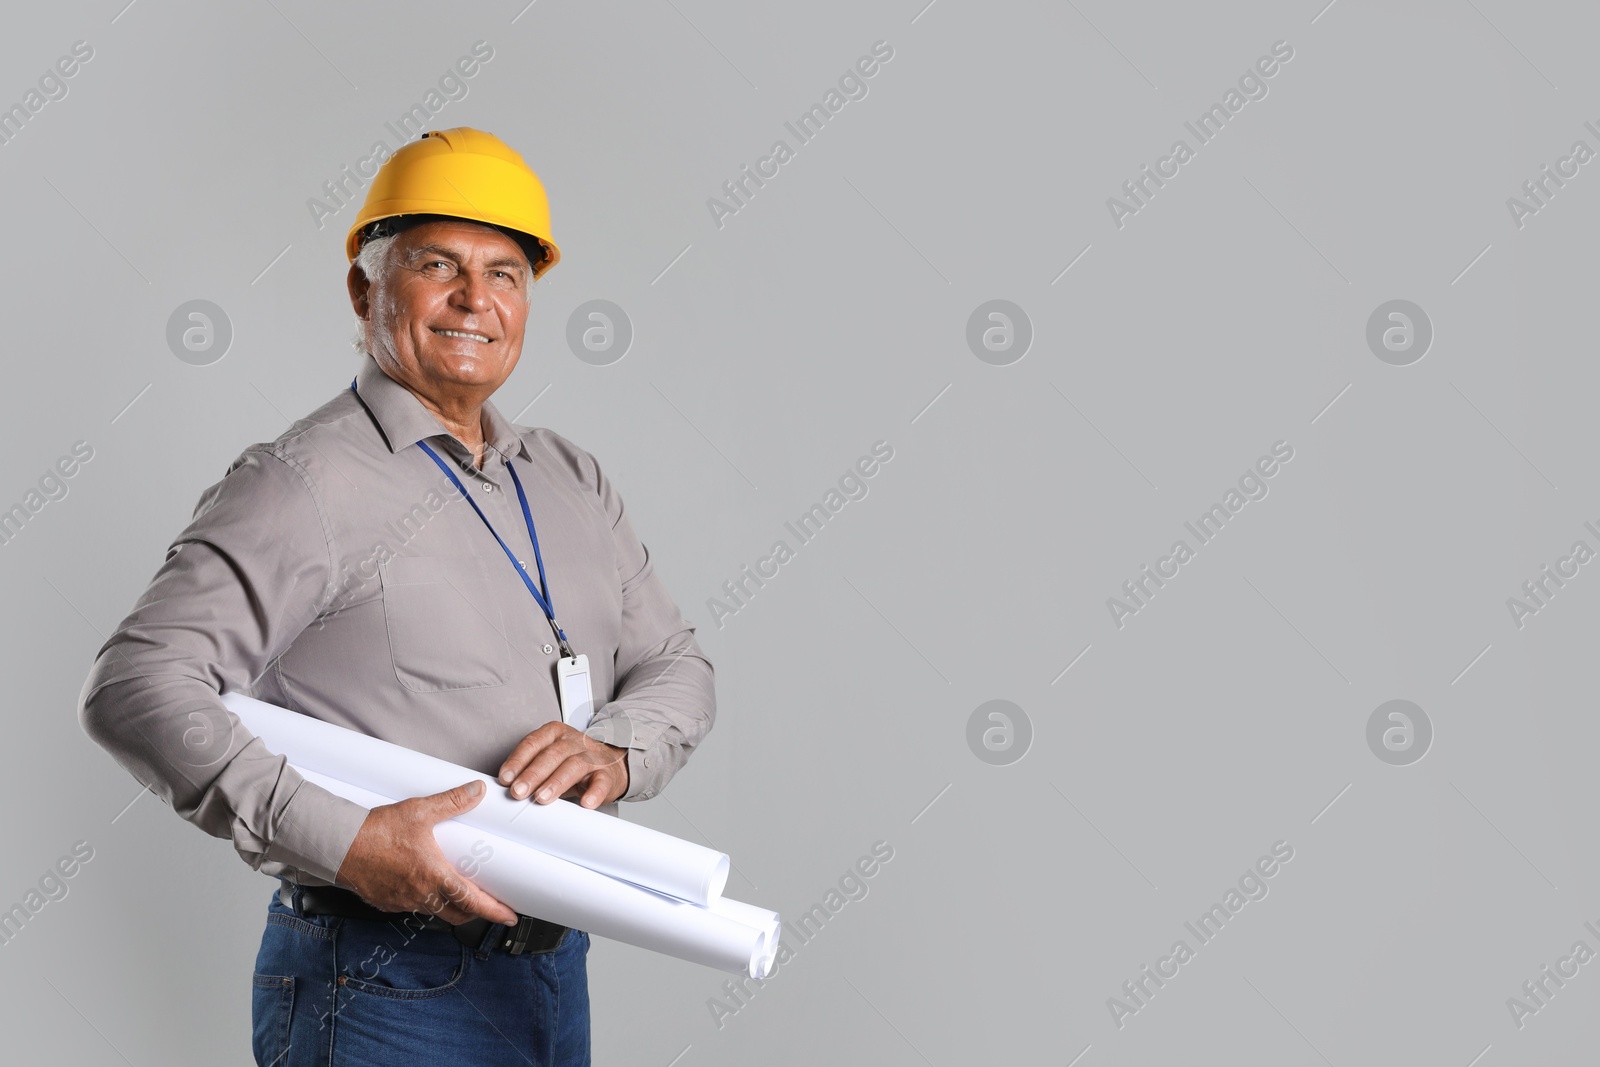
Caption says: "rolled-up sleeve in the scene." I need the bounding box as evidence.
[77,446,371,886]
[574,448,716,801]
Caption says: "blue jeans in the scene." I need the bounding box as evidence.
[251,886,590,1066]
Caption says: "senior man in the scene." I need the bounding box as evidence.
[77,128,714,1066]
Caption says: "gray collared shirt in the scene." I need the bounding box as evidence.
[78,354,715,887]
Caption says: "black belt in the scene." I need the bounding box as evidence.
[285,883,568,956]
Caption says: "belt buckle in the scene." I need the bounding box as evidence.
[500,915,565,955]
[501,915,539,956]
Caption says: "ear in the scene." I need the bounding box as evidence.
[347,261,372,319]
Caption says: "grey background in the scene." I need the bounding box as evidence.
[0,0,1594,1063]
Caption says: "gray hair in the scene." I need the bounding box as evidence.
[350,229,536,354]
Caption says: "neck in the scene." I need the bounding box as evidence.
[420,396,487,462]
[375,358,491,466]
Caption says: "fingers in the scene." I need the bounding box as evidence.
[504,727,589,800]
[416,778,488,825]
[496,723,567,789]
[337,791,518,926]
[497,725,627,807]
[538,751,623,809]
[577,743,628,807]
[397,784,517,925]
[433,871,518,927]
[394,873,496,927]
[419,877,478,926]
[579,761,620,809]
[392,842,517,927]
[383,858,516,927]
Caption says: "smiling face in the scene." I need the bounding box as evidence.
[348,218,534,410]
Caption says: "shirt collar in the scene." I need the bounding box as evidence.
[354,354,530,466]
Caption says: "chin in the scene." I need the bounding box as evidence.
[427,350,504,382]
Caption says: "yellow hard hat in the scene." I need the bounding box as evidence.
[345,127,560,280]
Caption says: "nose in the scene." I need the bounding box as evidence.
[449,267,495,315]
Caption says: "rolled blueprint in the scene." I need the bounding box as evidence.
[296,769,774,978]
[221,691,729,906]
[708,896,781,976]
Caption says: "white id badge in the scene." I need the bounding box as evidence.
[555,653,594,731]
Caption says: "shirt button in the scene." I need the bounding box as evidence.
[543,643,554,655]
[482,482,493,492]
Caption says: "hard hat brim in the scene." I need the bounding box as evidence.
[351,213,559,279]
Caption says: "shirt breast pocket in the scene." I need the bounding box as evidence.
[380,555,512,692]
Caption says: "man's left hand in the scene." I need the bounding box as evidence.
[497,722,630,809]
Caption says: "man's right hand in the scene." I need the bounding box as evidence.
[333,779,519,927]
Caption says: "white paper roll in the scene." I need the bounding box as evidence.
[708,896,781,975]
[222,691,729,906]
[296,769,774,978]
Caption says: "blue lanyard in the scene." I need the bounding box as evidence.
[350,378,573,657]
